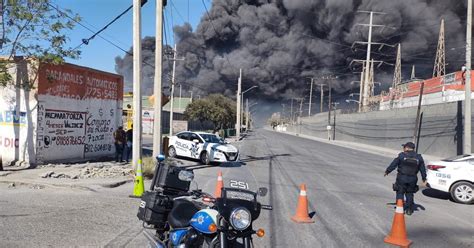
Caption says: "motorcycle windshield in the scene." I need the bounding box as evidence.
[221,164,261,202]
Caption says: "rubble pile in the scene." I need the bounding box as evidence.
[79,166,134,179]
[39,164,134,179]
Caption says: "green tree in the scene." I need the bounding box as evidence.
[184,94,236,131]
[0,0,81,87]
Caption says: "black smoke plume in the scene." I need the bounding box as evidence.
[115,0,469,100]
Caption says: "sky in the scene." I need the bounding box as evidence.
[54,0,209,74]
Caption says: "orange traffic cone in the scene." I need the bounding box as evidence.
[214,171,224,198]
[384,199,412,247]
[291,184,314,223]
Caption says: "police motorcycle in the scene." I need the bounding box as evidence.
[137,155,272,248]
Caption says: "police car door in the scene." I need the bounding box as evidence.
[189,132,204,159]
[175,132,191,157]
[469,158,474,179]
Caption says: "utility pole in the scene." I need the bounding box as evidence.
[317,83,326,113]
[353,11,390,112]
[241,94,244,130]
[413,82,425,142]
[236,69,242,137]
[359,61,365,112]
[328,80,331,124]
[152,0,163,157]
[465,0,472,154]
[290,98,294,124]
[178,84,182,111]
[132,0,143,167]
[308,78,314,116]
[333,102,340,140]
[245,98,249,130]
[363,11,374,111]
[168,44,184,136]
[299,98,303,122]
[189,90,193,102]
[299,98,304,134]
[281,103,286,123]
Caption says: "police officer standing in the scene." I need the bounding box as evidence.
[384,142,427,215]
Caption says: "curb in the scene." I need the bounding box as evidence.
[0,178,134,191]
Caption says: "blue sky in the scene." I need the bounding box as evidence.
[55,0,209,73]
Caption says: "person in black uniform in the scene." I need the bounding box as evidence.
[125,124,133,163]
[384,142,427,215]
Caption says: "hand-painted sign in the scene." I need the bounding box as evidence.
[38,63,123,101]
[0,110,26,127]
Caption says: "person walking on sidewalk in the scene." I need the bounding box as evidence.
[384,142,427,215]
[113,126,126,162]
[125,125,133,163]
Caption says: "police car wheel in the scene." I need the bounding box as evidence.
[200,151,210,165]
[450,182,474,204]
[168,146,176,158]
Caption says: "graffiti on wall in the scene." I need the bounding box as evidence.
[0,110,26,127]
[38,64,122,101]
[84,107,115,155]
[33,63,123,162]
[0,136,19,148]
[43,109,86,148]
[36,103,46,163]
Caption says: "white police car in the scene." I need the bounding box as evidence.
[168,131,239,165]
[426,154,474,204]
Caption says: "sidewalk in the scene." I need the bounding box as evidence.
[266,127,442,163]
[0,164,134,191]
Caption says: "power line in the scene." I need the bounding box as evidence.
[48,2,137,59]
[169,0,186,24]
[72,1,145,50]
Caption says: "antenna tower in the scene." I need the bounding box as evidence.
[392,44,402,88]
[433,19,446,77]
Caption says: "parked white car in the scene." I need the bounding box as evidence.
[168,131,239,165]
[426,154,474,204]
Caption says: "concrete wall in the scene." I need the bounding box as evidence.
[0,60,38,165]
[287,101,474,158]
[35,63,123,164]
[0,60,123,166]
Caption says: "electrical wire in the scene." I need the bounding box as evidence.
[72,2,137,50]
[47,3,133,56]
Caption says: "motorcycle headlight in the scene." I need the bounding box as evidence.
[229,207,251,231]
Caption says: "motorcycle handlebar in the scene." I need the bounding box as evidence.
[261,204,273,210]
[189,189,214,199]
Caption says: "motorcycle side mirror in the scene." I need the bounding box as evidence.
[258,187,268,197]
[156,154,166,162]
[178,170,194,182]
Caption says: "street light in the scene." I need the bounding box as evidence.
[242,85,258,95]
[241,86,258,130]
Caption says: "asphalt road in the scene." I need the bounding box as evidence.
[0,129,472,247]
[241,129,473,248]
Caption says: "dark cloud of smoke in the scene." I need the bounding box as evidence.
[115,0,468,102]
[115,37,173,94]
